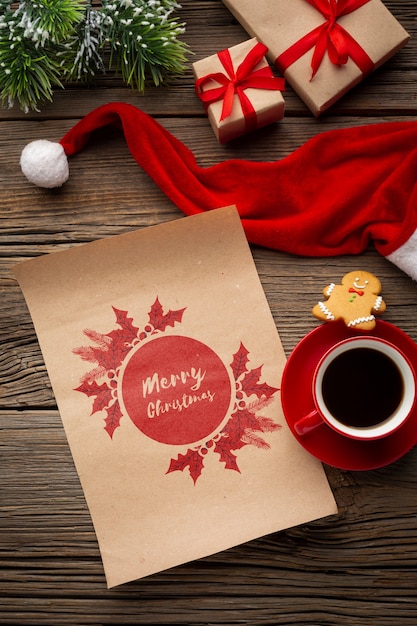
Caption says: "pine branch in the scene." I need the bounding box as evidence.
[0,0,189,111]
[80,365,108,385]
[102,0,188,92]
[241,429,271,450]
[82,328,112,349]
[0,35,63,112]
[58,4,106,81]
[15,0,85,43]
[247,395,275,413]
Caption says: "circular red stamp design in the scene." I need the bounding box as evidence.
[119,335,233,445]
[74,301,281,483]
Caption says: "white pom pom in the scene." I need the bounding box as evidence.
[20,139,69,188]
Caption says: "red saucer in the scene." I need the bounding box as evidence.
[281,320,417,471]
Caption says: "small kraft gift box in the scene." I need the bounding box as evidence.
[193,38,285,143]
[221,0,409,116]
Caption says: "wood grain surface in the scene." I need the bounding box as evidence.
[1,1,417,624]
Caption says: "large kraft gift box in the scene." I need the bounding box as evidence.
[193,38,285,142]
[221,0,409,116]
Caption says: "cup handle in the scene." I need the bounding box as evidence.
[294,409,325,436]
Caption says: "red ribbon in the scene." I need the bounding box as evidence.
[195,42,285,132]
[348,287,364,296]
[276,0,374,80]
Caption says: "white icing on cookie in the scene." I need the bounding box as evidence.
[317,301,335,321]
[347,315,375,327]
[325,283,335,297]
[374,295,383,311]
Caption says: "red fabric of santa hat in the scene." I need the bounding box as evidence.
[20,102,417,281]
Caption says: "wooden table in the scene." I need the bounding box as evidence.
[1,1,417,624]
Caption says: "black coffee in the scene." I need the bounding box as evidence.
[321,347,404,428]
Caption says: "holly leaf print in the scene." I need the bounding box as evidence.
[111,307,139,343]
[91,384,113,415]
[214,438,241,472]
[220,411,243,445]
[74,379,113,414]
[230,342,249,381]
[106,308,140,366]
[167,449,204,485]
[241,365,278,399]
[252,381,279,399]
[148,297,186,332]
[73,309,138,377]
[104,400,123,439]
[222,408,261,443]
[74,379,105,398]
[241,364,262,393]
[91,338,128,373]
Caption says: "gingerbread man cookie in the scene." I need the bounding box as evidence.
[312,270,386,331]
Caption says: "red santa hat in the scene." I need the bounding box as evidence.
[20,102,417,281]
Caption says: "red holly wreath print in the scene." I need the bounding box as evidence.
[73,298,281,483]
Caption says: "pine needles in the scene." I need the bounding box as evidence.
[0,0,188,112]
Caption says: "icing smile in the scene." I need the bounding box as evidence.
[354,280,368,290]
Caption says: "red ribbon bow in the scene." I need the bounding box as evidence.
[276,0,374,80]
[195,42,285,131]
[348,287,364,296]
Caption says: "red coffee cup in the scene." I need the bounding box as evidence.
[294,337,416,441]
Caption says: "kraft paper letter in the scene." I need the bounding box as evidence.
[13,207,337,587]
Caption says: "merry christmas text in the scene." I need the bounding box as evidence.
[142,367,206,397]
